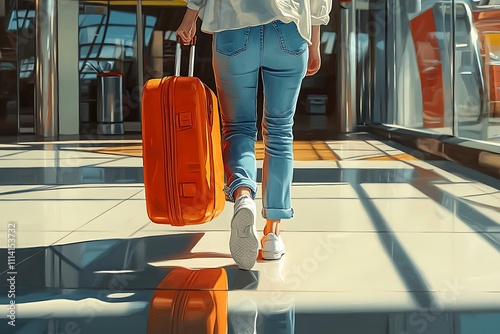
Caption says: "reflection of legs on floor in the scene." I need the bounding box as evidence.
[228,299,258,334]
[261,254,286,283]
[228,298,295,334]
[257,301,295,334]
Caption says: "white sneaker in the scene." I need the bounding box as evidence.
[261,233,286,260]
[230,195,259,270]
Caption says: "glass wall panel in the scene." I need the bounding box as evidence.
[366,0,500,146]
[460,0,500,143]
[0,0,18,134]
[15,0,35,132]
[356,0,387,126]
[0,0,36,135]
[78,0,144,133]
[381,0,455,135]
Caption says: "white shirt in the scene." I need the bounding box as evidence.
[186,0,332,45]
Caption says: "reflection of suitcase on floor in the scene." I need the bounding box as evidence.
[142,38,225,226]
[147,267,228,334]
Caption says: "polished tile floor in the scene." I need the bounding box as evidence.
[1,134,500,333]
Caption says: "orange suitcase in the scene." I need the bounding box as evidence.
[142,38,225,225]
[147,267,228,334]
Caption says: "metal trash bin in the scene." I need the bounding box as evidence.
[306,94,328,129]
[97,72,124,135]
[306,94,328,114]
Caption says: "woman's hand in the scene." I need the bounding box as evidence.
[306,25,321,76]
[306,45,321,76]
[176,8,199,45]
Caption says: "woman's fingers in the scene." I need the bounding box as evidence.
[176,27,196,45]
[176,30,190,45]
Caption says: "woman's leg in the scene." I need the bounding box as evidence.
[212,27,260,202]
[212,27,261,269]
[261,21,308,230]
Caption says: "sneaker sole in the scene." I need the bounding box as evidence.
[262,249,285,260]
[230,207,259,270]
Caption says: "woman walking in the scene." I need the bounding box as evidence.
[176,0,332,270]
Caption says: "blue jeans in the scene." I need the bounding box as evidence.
[212,21,308,220]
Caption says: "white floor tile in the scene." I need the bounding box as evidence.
[471,183,500,198]
[325,141,380,151]
[371,198,472,233]
[378,149,407,155]
[338,161,414,169]
[0,231,69,248]
[19,139,142,145]
[63,146,117,151]
[0,144,30,148]
[148,256,236,269]
[0,149,26,158]
[335,150,388,160]
[435,183,499,198]
[92,157,144,167]
[435,184,500,224]
[12,150,115,160]
[282,198,375,232]
[397,232,500,293]
[289,183,358,198]
[0,185,52,196]
[361,183,428,199]
[0,158,120,168]
[262,231,408,292]
[132,229,193,238]
[77,198,151,231]
[53,230,135,245]
[292,161,339,168]
[0,185,141,200]
[130,189,145,200]
[406,160,470,182]
[0,200,121,231]
[401,159,435,170]
[365,140,400,150]
[55,183,144,189]
[458,195,500,222]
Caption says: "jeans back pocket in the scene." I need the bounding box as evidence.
[272,20,307,56]
[215,27,251,56]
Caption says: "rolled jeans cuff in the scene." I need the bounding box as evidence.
[224,179,258,202]
[261,208,294,220]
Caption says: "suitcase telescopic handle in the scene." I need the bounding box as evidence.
[175,36,197,77]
